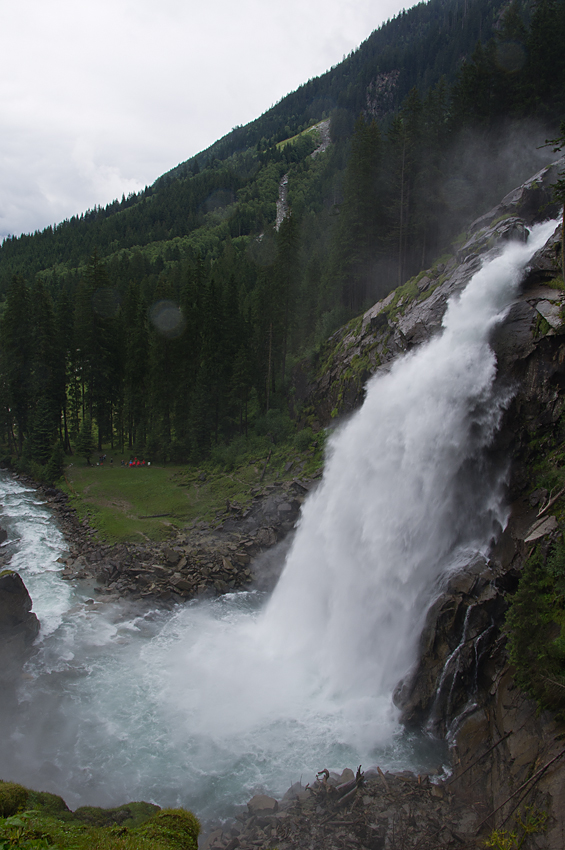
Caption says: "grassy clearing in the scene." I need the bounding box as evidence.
[62,436,325,544]
[276,122,321,149]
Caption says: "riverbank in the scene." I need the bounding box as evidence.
[31,470,322,603]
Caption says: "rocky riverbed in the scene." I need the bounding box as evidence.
[201,766,484,850]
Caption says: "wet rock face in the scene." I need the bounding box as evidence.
[452,667,565,850]
[394,557,508,736]
[287,160,565,845]
[390,299,565,844]
[294,158,565,742]
[293,159,564,429]
[0,570,39,681]
[391,296,565,843]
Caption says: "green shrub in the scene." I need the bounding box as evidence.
[0,777,201,850]
[506,541,565,715]
[485,806,548,849]
[254,409,293,444]
[547,542,565,591]
[27,790,70,818]
[210,434,272,470]
[134,808,200,850]
[0,782,29,817]
[43,442,65,484]
[293,427,314,452]
[73,802,159,828]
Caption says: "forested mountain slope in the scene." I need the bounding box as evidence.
[1,0,565,478]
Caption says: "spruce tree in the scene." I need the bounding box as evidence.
[43,442,65,484]
[74,416,97,465]
[331,115,384,310]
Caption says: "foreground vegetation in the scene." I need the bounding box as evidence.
[0,781,199,850]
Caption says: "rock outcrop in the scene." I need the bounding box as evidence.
[203,767,481,850]
[388,204,565,848]
[294,159,563,429]
[0,569,39,689]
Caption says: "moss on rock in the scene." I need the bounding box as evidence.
[134,808,200,849]
[73,801,160,828]
[0,781,200,850]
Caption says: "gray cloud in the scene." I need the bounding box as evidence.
[0,0,407,239]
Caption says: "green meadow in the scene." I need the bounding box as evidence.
[61,437,325,543]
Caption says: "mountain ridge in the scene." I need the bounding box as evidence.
[0,0,564,478]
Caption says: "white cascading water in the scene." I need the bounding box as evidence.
[0,219,556,822]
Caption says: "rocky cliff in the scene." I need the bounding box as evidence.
[295,161,563,429]
[292,159,565,848]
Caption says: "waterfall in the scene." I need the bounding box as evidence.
[0,219,556,821]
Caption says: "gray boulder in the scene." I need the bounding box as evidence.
[0,570,40,683]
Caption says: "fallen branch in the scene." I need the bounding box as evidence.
[537,485,565,518]
[336,786,358,807]
[541,673,565,691]
[377,765,390,792]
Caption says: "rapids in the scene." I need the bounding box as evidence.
[0,219,557,822]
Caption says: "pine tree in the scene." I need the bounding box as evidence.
[147,278,184,461]
[43,441,65,484]
[273,213,300,384]
[230,334,255,436]
[331,115,384,310]
[525,0,565,117]
[122,281,149,450]
[25,394,57,467]
[54,289,74,452]
[74,416,97,465]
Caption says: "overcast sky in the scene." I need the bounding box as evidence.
[0,0,411,241]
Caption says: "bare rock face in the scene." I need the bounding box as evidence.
[0,570,40,682]
[452,666,565,850]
